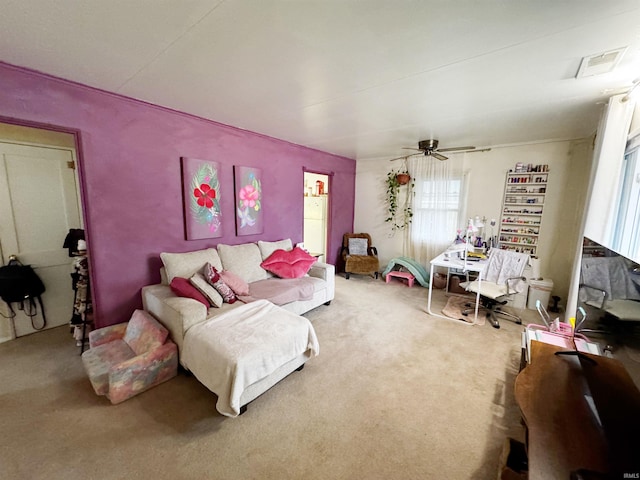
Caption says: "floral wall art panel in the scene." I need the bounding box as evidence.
[181,157,222,240]
[234,165,263,236]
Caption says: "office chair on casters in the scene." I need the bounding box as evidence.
[578,255,640,335]
[460,249,529,329]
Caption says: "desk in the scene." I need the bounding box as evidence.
[515,341,640,479]
[427,252,487,324]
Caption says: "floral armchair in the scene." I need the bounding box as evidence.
[81,309,178,404]
[341,233,380,279]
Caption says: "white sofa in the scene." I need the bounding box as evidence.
[141,239,334,416]
[141,239,334,360]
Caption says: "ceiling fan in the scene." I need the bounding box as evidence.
[390,139,477,162]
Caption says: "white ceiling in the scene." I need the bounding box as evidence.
[2,1,640,161]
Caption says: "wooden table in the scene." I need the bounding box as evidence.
[515,341,640,479]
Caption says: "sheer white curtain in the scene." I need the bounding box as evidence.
[566,93,635,322]
[406,155,466,265]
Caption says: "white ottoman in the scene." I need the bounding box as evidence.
[181,299,319,417]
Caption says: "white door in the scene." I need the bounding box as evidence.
[0,142,81,341]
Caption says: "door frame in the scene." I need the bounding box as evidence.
[0,115,95,324]
[303,167,334,264]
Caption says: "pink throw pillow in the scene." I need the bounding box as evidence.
[260,247,317,279]
[204,262,237,304]
[170,277,209,306]
[219,270,250,296]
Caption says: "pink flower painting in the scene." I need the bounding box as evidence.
[234,166,263,235]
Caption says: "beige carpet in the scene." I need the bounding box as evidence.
[0,276,567,479]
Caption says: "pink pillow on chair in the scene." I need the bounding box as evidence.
[170,277,209,306]
[260,247,317,279]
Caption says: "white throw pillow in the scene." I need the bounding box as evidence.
[348,238,368,256]
[217,243,269,283]
[189,273,224,308]
[257,238,293,260]
[160,248,223,283]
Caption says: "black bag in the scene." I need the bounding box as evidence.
[0,259,47,330]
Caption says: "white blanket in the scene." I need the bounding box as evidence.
[182,299,319,417]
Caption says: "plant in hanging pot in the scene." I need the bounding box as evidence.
[395,172,411,185]
[385,169,414,232]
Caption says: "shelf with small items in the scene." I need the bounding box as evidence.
[582,238,608,258]
[500,244,537,255]
[500,229,539,236]
[503,202,543,207]
[499,166,549,256]
[505,186,547,194]
[507,172,548,184]
[502,211,543,217]
[500,236,538,244]
[501,218,541,225]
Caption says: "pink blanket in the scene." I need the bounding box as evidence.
[237,277,316,305]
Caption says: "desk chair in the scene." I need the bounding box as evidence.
[460,249,529,329]
[578,255,640,334]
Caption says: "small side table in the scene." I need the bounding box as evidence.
[386,270,415,287]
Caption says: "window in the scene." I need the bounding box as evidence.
[415,177,463,228]
[409,171,466,263]
[612,144,640,260]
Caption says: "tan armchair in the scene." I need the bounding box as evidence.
[341,233,380,279]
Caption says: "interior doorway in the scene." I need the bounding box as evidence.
[0,122,82,343]
[303,172,330,263]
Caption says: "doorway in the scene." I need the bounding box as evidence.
[0,122,82,343]
[303,172,330,263]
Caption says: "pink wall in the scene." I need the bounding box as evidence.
[0,62,355,327]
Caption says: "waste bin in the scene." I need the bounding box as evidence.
[527,278,553,310]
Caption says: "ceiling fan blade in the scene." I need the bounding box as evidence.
[390,153,421,161]
[401,147,423,151]
[432,152,449,161]
[437,146,476,153]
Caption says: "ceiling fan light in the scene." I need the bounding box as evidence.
[418,139,439,151]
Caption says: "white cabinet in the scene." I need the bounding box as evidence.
[499,170,548,256]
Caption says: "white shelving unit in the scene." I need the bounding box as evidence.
[499,170,549,256]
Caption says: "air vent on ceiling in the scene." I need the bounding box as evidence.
[575,47,627,78]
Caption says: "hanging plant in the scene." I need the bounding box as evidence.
[385,169,414,232]
[396,172,411,185]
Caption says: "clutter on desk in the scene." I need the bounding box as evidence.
[522,300,607,364]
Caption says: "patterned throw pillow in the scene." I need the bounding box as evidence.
[348,238,368,256]
[204,262,237,304]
